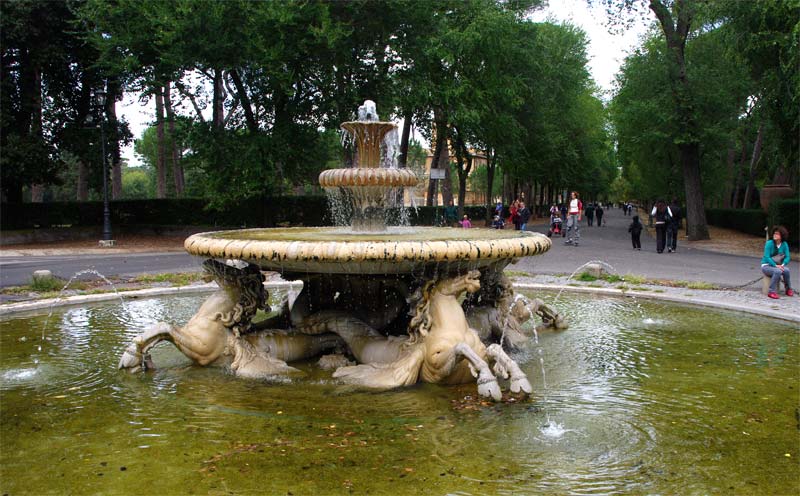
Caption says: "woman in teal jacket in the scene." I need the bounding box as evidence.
[761,225,793,299]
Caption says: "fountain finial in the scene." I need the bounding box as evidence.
[357,100,379,121]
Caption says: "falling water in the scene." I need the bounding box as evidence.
[37,269,127,363]
[553,260,618,305]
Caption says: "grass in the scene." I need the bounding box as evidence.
[576,272,598,282]
[623,274,647,285]
[29,275,66,292]
[604,274,624,283]
[503,270,529,279]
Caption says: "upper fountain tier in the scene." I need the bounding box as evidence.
[318,101,418,232]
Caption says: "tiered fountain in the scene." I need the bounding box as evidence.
[119,101,564,400]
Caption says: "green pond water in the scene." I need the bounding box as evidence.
[207,226,536,243]
[1,292,798,495]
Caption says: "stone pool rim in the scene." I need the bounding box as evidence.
[1,281,797,324]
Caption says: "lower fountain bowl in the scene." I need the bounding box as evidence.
[184,226,551,274]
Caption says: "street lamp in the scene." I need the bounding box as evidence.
[95,88,114,247]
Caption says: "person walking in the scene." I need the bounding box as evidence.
[595,203,604,227]
[560,203,567,223]
[628,215,643,250]
[509,200,520,230]
[585,202,595,226]
[666,198,682,252]
[517,201,531,231]
[651,200,673,253]
[761,225,793,299]
[444,200,458,227]
[565,191,582,246]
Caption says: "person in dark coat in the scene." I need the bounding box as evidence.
[650,200,673,253]
[517,201,532,231]
[628,215,643,250]
[595,203,604,226]
[667,199,682,252]
[585,203,595,226]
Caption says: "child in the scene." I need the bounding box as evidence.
[460,214,472,228]
[492,214,504,229]
[628,215,643,250]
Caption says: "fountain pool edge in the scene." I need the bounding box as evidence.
[515,283,800,324]
[1,280,795,325]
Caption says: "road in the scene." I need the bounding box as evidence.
[0,252,201,287]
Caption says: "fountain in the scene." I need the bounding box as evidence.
[118,101,566,400]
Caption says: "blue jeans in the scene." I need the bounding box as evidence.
[520,223,527,231]
[566,214,580,242]
[762,265,791,293]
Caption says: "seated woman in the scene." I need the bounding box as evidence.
[761,225,793,299]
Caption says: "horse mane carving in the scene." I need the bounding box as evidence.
[203,260,268,337]
[406,279,436,344]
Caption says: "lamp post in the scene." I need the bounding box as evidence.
[96,88,114,246]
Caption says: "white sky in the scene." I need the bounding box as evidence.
[119,0,651,167]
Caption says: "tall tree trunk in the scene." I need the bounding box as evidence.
[76,161,89,201]
[731,123,750,208]
[742,122,765,208]
[722,147,736,208]
[212,68,225,130]
[107,78,123,199]
[164,81,184,196]
[453,131,472,218]
[228,69,258,133]
[426,108,448,206]
[154,86,167,198]
[651,0,709,240]
[398,110,412,168]
[485,149,496,222]
[29,59,44,203]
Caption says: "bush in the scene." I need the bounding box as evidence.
[705,208,767,237]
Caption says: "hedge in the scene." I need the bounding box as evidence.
[704,208,768,237]
[768,198,800,248]
[1,197,330,230]
[1,198,492,231]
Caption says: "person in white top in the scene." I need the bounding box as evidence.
[565,191,582,246]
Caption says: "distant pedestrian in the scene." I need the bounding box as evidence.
[444,200,458,227]
[559,203,567,222]
[565,191,582,246]
[761,225,793,299]
[667,199,682,252]
[651,200,673,254]
[459,214,472,228]
[628,215,643,250]
[517,201,531,231]
[492,214,504,229]
[510,199,521,230]
[595,203,604,226]
[585,203,595,226]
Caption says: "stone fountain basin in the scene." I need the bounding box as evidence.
[185,227,551,274]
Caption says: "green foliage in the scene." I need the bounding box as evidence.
[121,166,154,199]
[705,208,767,237]
[29,275,65,292]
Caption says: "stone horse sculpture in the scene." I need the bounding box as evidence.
[118,260,343,378]
[306,271,532,401]
[120,260,561,401]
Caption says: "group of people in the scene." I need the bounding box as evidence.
[438,194,794,302]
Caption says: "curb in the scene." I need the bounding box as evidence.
[515,283,800,324]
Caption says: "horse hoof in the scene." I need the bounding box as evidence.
[118,345,142,371]
[478,377,502,401]
[509,375,532,394]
